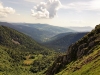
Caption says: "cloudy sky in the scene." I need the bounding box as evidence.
[0,0,100,27]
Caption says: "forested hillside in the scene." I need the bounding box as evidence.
[0,26,57,75]
[0,25,52,52]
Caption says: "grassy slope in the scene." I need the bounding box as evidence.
[56,45,100,75]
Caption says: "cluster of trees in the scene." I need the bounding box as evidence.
[30,52,57,73]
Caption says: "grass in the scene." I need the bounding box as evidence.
[56,45,100,75]
[23,54,43,65]
[23,59,34,65]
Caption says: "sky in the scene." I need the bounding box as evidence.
[0,0,100,27]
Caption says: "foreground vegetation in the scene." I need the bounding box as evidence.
[0,26,57,75]
[0,45,57,75]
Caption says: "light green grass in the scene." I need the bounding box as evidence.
[56,45,100,75]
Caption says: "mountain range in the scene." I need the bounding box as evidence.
[0,22,75,43]
[0,22,92,43]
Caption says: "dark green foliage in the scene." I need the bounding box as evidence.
[29,52,57,73]
[29,55,35,59]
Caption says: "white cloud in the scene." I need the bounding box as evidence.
[17,14,21,16]
[25,0,44,3]
[0,2,15,18]
[31,0,61,19]
[63,0,100,11]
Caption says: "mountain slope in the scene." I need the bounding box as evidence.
[45,32,73,42]
[0,22,75,43]
[46,24,100,75]
[44,32,87,51]
[0,22,56,42]
[0,25,49,52]
[11,23,75,42]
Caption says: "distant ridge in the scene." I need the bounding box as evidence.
[68,26,93,32]
[44,32,87,52]
[0,22,75,43]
